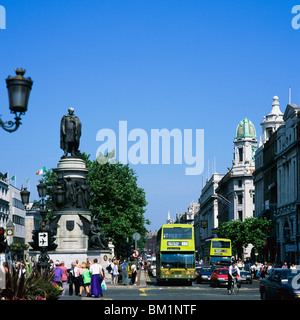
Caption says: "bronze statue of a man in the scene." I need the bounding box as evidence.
[60,108,82,157]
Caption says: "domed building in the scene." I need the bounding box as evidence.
[215,117,258,258]
[235,117,257,139]
[233,117,258,174]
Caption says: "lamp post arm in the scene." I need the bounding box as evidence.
[0,113,22,133]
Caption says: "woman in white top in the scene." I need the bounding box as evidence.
[90,258,104,297]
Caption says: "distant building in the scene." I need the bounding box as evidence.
[194,173,224,259]
[0,174,27,260]
[176,202,200,225]
[217,117,257,224]
[195,117,257,260]
[254,96,300,264]
[215,117,257,258]
[166,210,175,224]
[145,230,157,256]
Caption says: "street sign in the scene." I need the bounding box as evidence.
[133,232,140,241]
[132,249,139,258]
[38,232,48,247]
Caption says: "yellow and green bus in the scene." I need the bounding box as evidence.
[202,238,232,266]
[156,224,195,285]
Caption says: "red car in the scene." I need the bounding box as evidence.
[210,268,229,287]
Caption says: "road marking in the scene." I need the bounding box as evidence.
[146,273,151,282]
[139,288,150,296]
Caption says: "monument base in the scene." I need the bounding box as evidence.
[29,248,113,270]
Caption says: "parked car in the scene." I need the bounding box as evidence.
[196,266,215,284]
[260,268,300,300]
[240,269,252,284]
[210,268,229,287]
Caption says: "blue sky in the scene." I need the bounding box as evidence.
[1,0,300,232]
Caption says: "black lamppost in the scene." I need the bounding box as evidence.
[0,69,33,133]
[20,182,56,273]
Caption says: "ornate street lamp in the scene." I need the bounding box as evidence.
[0,69,33,133]
[37,181,47,198]
[21,182,48,226]
[20,187,30,206]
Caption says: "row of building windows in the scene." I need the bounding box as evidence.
[13,214,25,226]
[12,198,24,210]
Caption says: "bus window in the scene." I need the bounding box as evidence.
[161,253,178,269]
[161,253,195,269]
[178,254,195,269]
[212,241,230,249]
[163,228,192,239]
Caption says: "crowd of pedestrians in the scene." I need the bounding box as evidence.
[47,257,143,298]
[105,258,139,285]
[247,261,298,279]
[50,258,104,298]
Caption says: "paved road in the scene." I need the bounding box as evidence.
[60,270,261,301]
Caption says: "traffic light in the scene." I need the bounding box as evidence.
[28,229,39,251]
[0,227,6,253]
[122,242,134,258]
[48,230,58,251]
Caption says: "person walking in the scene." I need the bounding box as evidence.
[67,262,76,296]
[60,261,69,296]
[110,259,115,284]
[113,260,119,284]
[106,258,113,280]
[73,262,80,295]
[77,263,84,296]
[90,258,103,298]
[131,263,137,285]
[121,259,128,285]
[53,261,64,287]
[82,262,92,296]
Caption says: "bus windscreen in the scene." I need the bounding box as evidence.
[163,228,192,240]
[161,253,195,269]
[212,240,231,249]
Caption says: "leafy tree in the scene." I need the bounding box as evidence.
[83,153,149,257]
[217,217,271,258]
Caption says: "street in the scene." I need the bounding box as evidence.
[60,270,261,301]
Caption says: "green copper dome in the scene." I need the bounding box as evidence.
[235,117,256,139]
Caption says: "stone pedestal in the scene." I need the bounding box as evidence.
[54,209,90,252]
[53,156,91,252]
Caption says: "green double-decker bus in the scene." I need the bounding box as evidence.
[202,238,232,266]
[156,224,195,285]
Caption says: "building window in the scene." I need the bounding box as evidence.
[13,214,25,226]
[238,211,243,221]
[238,148,243,162]
[267,128,272,139]
[238,180,242,188]
[238,195,243,204]
[12,198,24,210]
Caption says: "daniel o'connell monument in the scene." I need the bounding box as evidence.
[38,108,112,266]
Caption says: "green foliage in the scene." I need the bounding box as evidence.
[218,217,271,256]
[0,265,61,300]
[82,153,150,257]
